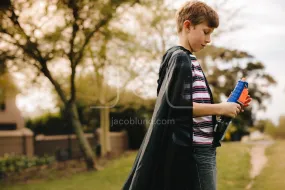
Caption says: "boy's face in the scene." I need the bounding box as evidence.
[185,21,214,52]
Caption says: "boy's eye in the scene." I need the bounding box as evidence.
[204,31,209,35]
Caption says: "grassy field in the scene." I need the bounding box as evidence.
[251,140,285,190]
[1,142,251,190]
[217,142,251,190]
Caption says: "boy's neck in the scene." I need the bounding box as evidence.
[178,34,193,53]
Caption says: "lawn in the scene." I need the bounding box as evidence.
[1,142,251,190]
[217,142,251,190]
[251,140,285,190]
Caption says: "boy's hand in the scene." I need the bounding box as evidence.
[219,102,241,118]
[241,95,252,112]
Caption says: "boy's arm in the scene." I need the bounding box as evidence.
[193,102,221,117]
[193,102,242,118]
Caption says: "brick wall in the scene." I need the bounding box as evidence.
[0,128,34,157]
[34,131,128,158]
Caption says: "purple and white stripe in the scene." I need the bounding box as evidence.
[191,54,214,146]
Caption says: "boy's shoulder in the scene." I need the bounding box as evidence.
[162,46,193,72]
[164,45,192,61]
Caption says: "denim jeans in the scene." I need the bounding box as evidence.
[192,147,217,190]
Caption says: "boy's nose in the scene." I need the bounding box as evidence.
[205,36,211,44]
[205,38,211,44]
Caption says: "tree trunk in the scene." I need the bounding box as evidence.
[66,102,96,170]
[100,107,111,157]
[104,107,111,153]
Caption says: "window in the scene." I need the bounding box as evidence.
[0,124,16,130]
[0,88,5,111]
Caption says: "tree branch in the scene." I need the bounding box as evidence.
[68,0,80,103]
[3,7,68,104]
[40,60,68,104]
[9,7,44,62]
[74,15,111,66]
[69,0,140,103]
[74,0,140,66]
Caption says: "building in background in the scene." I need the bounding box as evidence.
[0,73,34,157]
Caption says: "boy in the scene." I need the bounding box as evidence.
[123,1,251,190]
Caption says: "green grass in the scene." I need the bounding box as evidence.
[1,143,251,190]
[0,152,137,190]
[251,140,285,190]
[217,142,251,190]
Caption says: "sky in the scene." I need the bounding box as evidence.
[16,0,285,124]
[168,0,285,124]
[213,0,285,124]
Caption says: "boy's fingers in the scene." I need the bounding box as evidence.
[236,108,240,114]
[237,104,242,110]
[245,98,252,104]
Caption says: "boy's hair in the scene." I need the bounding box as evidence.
[176,1,219,33]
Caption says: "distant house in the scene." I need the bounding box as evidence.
[0,73,34,157]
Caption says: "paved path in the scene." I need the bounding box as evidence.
[245,140,274,189]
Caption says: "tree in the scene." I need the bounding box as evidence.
[71,0,174,156]
[85,28,139,157]
[61,12,148,156]
[130,0,277,139]
[108,0,177,99]
[275,115,285,139]
[72,73,155,154]
[257,119,276,136]
[260,116,285,139]
[0,0,139,169]
[195,46,276,139]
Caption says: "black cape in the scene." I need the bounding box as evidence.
[123,46,213,190]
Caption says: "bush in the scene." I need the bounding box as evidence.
[273,117,285,139]
[260,116,285,139]
[110,107,148,149]
[26,103,97,135]
[26,104,150,149]
[26,112,73,135]
[85,106,150,149]
[0,154,55,179]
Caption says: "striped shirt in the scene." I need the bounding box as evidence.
[189,54,214,146]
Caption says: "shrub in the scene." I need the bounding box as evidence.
[0,154,55,179]
[25,112,73,135]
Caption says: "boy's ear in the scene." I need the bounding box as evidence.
[183,20,192,32]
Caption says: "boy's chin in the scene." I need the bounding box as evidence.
[195,47,204,52]
[192,48,200,53]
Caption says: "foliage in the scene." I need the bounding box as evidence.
[26,112,72,135]
[130,0,277,140]
[256,119,276,134]
[26,104,149,149]
[110,107,148,149]
[258,116,285,139]
[274,115,285,139]
[76,105,150,149]
[0,0,142,168]
[196,45,276,138]
[0,154,55,178]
